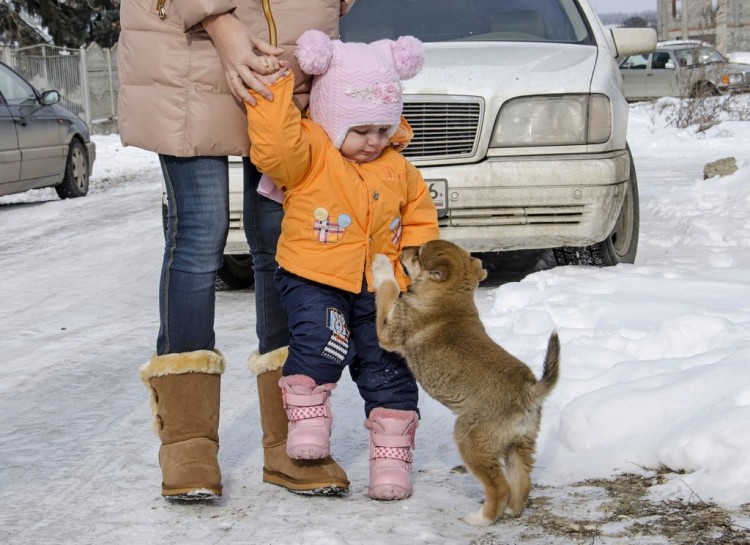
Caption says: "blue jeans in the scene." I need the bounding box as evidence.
[157,155,288,356]
[276,269,419,417]
[243,158,289,354]
[158,155,229,355]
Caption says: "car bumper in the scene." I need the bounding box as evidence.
[86,140,96,177]
[227,158,250,255]
[422,150,631,252]
[721,84,750,95]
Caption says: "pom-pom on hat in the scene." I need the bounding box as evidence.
[295,30,424,149]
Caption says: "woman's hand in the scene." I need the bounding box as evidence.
[202,13,285,105]
[255,67,289,88]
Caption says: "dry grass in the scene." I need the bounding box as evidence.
[529,472,750,544]
[464,470,750,544]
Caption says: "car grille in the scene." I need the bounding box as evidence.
[401,99,482,161]
[438,204,585,227]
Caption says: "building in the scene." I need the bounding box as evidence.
[657,0,750,53]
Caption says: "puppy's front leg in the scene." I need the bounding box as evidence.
[371,254,401,350]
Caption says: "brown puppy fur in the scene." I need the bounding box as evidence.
[371,240,560,527]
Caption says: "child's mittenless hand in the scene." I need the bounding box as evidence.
[371,254,397,290]
[254,65,289,88]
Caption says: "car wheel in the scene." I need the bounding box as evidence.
[553,146,640,267]
[216,254,255,291]
[161,201,169,236]
[55,140,89,199]
[477,249,547,284]
[690,81,719,98]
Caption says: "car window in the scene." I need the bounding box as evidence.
[696,46,726,65]
[650,52,672,70]
[340,0,593,45]
[673,46,726,68]
[620,54,649,69]
[0,63,38,106]
[674,49,694,67]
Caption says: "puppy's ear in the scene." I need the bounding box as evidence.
[425,255,450,282]
[471,257,488,282]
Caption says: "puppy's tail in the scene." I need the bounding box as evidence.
[535,331,560,400]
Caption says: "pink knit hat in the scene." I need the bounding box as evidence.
[295,30,424,149]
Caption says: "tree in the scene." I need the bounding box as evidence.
[0,2,50,46]
[623,16,650,28]
[10,0,120,47]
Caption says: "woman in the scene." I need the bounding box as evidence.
[117,0,354,500]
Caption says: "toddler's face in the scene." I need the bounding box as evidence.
[340,125,391,163]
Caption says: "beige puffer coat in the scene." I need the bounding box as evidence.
[117,0,354,157]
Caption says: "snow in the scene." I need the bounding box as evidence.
[2,99,750,543]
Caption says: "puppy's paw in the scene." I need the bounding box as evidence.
[463,509,494,527]
[371,254,396,289]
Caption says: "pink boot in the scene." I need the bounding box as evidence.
[278,374,336,460]
[365,408,419,500]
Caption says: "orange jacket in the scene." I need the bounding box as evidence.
[247,72,439,294]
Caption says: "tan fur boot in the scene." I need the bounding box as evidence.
[140,350,224,500]
[249,346,349,495]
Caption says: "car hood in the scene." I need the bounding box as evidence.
[404,42,599,98]
[724,62,750,73]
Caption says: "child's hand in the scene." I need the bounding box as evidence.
[371,254,397,290]
[254,65,289,87]
[254,53,282,74]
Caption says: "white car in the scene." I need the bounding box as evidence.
[221,0,655,287]
[620,40,750,100]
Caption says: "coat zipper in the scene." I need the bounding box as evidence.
[155,0,276,45]
[261,0,278,46]
[156,0,168,20]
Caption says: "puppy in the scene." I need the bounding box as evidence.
[371,240,560,527]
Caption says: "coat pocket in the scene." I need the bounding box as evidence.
[312,207,349,245]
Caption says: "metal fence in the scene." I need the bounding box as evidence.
[0,42,119,134]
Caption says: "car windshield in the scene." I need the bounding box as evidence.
[674,46,727,68]
[340,0,593,45]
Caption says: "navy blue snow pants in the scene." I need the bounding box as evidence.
[275,268,419,417]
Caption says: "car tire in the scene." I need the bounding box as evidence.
[477,249,547,284]
[691,81,719,98]
[553,145,640,267]
[55,139,89,199]
[216,255,255,291]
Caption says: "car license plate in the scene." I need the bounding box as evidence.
[428,179,447,211]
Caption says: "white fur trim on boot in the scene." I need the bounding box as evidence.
[248,346,289,375]
[140,350,225,435]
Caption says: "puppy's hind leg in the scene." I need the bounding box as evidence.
[504,443,535,517]
[455,419,509,527]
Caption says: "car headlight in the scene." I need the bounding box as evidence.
[724,73,744,86]
[491,94,611,147]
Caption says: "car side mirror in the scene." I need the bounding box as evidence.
[610,28,657,58]
[665,60,675,69]
[41,90,60,106]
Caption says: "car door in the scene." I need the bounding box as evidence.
[0,97,22,192]
[0,63,66,188]
[645,51,680,97]
[619,53,649,99]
